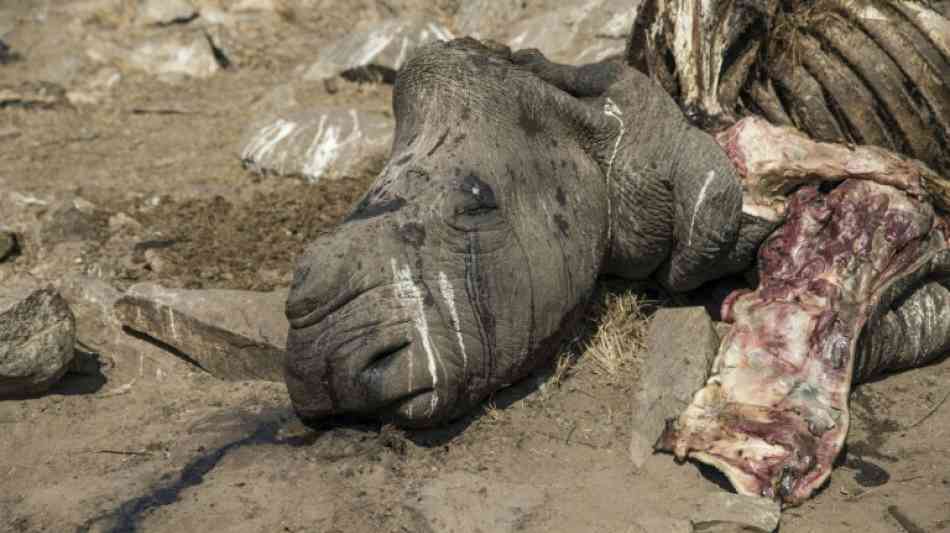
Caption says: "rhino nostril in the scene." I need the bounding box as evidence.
[361,340,412,375]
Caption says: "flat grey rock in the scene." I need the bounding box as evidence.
[135,0,197,26]
[689,493,781,532]
[629,307,719,468]
[302,17,453,82]
[91,30,222,80]
[407,472,546,533]
[114,283,288,381]
[453,0,525,40]
[241,107,393,183]
[0,276,76,398]
[506,0,639,63]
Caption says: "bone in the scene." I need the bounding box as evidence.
[715,117,945,219]
[657,179,950,504]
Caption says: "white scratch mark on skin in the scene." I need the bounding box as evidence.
[603,98,626,248]
[603,98,625,181]
[689,170,716,246]
[438,272,467,377]
[391,259,440,417]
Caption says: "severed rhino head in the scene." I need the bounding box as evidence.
[284,38,760,427]
[285,2,950,506]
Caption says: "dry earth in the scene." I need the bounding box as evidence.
[1,1,949,532]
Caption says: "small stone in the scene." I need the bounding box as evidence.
[114,283,288,381]
[302,17,453,82]
[0,231,17,262]
[629,307,718,468]
[0,81,68,109]
[135,0,197,26]
[690,493,781,532]
[0,39,19,64]
[38,198,110,247]
[126,30,222,79]
[0,276,76,398]
[240,107,393,183]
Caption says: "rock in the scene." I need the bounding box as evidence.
[689,493,781,532]
[0,231,16,262]
[506,0,639,64]
[230,0,283,12]
[0,276,76,398]
[56,275,198,388]
[629,307,719,468]
[0,81,69,109]
[407,472,546,533]
[135,0,197,26]
[38,198,110,247]
[302,17,453,82]
[0,38,19,64]
[240,107,393,183]
[125,30,222,79]
[114,283,288,381]
[453,0,526,40]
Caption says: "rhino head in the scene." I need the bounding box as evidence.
[284,38,754,427]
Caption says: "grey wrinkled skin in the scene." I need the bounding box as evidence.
[285,38,759,427]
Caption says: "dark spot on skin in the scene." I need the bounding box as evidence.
[555,187,567,207]
[407,133,418,146]
[394,153,413,166]
[452,133,467,147]
[845,456,890,487]
[461,105,471,121]
[422,288,435,307]
[550,138,558,148]
[553,214,570,237]
[427,129,450,157]
[345,196,406,222]
[518,108,544,138]
[398,222,426,248]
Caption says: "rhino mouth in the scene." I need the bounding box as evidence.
[657,119,950,505]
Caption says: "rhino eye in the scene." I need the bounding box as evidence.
[453,186,498,216]
[454,174,498,216]
[446,175,503,232]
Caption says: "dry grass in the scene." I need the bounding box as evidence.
[582,291,652,377]
[545,287,658,390]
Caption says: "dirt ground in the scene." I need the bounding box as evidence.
[1,2,949,532]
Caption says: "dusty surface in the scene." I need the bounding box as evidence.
[1,2,949,532]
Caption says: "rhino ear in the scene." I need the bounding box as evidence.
[511,47,624,98]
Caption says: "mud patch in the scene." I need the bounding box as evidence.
[121,177,374,291]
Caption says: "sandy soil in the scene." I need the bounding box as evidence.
[1,2,949,532]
